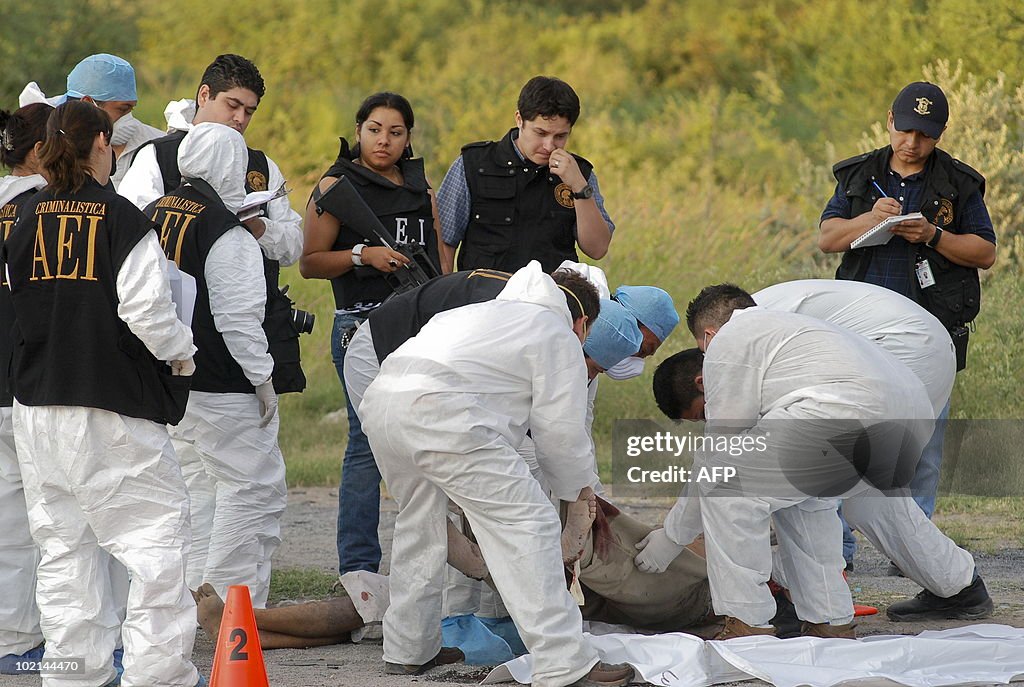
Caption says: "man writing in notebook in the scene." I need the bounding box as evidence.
[816,81,996,553]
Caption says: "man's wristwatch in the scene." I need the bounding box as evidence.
[571,184,594,200]
[927,225,943,247]
[352,243,366,266]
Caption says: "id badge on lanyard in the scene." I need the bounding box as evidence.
[915,258,936,289]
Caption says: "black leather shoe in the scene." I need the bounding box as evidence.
[887,576,994,621]
[384,647,464,675]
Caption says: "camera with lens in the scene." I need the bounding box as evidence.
[291,307,315,335]
[280,285,315,335]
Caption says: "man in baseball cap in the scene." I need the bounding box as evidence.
[890,81,949,140]
[817,78,997,558]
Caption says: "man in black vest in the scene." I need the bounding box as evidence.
[818,82,997,565]
[119,54,305,395]
[437,76,615,273]
[147,122,286,609]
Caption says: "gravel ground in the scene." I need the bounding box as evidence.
[3,487,1022,687]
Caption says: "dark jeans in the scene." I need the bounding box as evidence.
[332,312,382,575]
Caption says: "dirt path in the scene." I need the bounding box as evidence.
[2,487,1022,687]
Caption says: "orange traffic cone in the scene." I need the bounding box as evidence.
[210,585,269,687]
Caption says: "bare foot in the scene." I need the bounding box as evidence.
[561,487,597,565]
[196,583,225,638]
[446,519,490,580]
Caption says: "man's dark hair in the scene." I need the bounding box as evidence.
[198,54,266,101]
[653,348,705,420]
[685,284,756,336]
[551,268,600,323]
[517,76,581,126]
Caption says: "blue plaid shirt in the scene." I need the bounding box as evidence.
[821,166,995,297]
[437,134,614,247]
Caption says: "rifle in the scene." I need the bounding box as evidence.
[313,175,440,294]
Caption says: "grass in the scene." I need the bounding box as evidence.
[932,495,1024,552]
[268,567,340,604]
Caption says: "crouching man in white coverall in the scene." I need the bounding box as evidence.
[6,100,200,687]
[360,262,633,687]
[147,122,286,608]
[639,287,938,640]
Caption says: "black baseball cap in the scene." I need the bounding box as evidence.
[891,82,948,139]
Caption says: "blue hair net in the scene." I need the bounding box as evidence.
[65,54,137,102]
[584,299,643,369]
[613,285,679,343]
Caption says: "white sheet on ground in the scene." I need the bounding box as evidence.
[483,625,1024,687]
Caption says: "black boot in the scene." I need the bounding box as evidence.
[886,576,994,621]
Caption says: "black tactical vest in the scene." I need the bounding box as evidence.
[321,141,439,311]
[457,128,593,273]
[6,179,190,424]
[0,186,43,406]
[141,131,305,393]
[367,269,511,363]
[833,146,985,329]
[148,184,257,394]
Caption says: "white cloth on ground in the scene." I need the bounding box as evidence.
[485,625,1024,687]
[360,262,599,686]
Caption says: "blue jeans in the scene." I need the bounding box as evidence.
[910,399,950,518]
[332,312,382,574]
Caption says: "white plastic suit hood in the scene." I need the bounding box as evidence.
[177,123,247,213]
[496,261,573,328]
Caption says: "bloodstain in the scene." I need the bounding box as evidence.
[360,591,370,601]
[592,497,618,561]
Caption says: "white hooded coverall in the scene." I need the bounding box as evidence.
[12,228,199,686]
[695,308,936,627]
[753,280,973,598]
[163,123,285,608]
[359,262,600,687]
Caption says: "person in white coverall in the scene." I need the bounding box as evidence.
[359,263,632,687]
[148,122,285,608]
[641,284,992,634]
[602,285,679,380]
[644,297,936,639]
[122,54,302,606]
[0,103,50,673]
[5,100,200,687]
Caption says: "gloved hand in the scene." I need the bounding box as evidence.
[255,380,278,428]
[170,358,196,376]
[634,527,686,574]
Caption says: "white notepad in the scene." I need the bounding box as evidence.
[850,212,924,249]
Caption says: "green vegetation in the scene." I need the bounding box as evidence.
[268,567,340,604]
[5,1,1022,487]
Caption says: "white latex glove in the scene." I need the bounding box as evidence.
[170,358,196,376]
[255,380,278,428]
[634,527,686,574]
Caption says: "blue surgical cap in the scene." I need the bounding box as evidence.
[613,285,679,343]
[65,54,137,102]
[584,299,643,370]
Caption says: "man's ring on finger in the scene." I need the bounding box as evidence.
[553,160,559,167]
[389,259,399,267]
